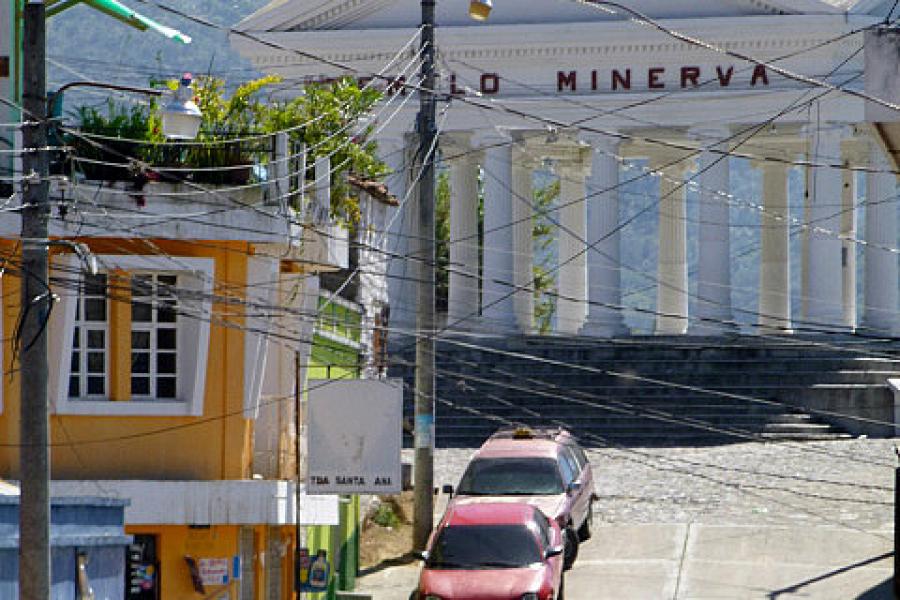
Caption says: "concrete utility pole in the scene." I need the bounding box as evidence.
[20,1,52,597]
[413,0,437,552]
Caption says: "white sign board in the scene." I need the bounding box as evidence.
[307,379,402,494]
[297,493,340,526]
[198,558,229,586]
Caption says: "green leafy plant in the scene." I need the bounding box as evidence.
[68,99,154,180]
[532,178,558,333]
[256,77,388,222]
[371,502,401,528]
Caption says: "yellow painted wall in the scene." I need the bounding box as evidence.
[0,239,255,481]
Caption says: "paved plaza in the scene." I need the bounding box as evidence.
[357,440,896,599]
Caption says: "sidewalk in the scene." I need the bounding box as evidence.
[357,523,893,599]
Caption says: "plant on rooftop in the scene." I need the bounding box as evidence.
[70,75,387,221]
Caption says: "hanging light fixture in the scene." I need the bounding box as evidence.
[161,73,202,140]
[469,0,492,21]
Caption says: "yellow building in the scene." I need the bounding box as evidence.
[0,173,356,599]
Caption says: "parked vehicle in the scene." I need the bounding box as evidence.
[413,501,566,600]
[443,427,596,569]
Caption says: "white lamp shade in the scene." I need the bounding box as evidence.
[161,74,202,140]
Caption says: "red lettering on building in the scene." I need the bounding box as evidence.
[680,66,700,88]
[480,73,500,95]
[450,73,464,95]
[648,67,665,89]
[558,70,577,92]
[716,66,734,87]
[751,65,769,86]
[612,69,631,91]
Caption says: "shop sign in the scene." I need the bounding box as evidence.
[307,379,402,494]
[198,558,230,586]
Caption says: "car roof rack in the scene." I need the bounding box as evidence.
[489,426,568,441]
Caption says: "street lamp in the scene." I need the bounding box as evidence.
[51,74,202,141]
[161,73,203,140]
[468,0,492,20]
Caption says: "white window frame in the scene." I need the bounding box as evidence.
[50,254,214,417]
[243,256,280,419]
[68,273,110,400]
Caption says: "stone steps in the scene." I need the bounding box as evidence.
[392,335,900,447]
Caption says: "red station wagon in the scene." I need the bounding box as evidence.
[443,427,596,569]
[414,502,566,600]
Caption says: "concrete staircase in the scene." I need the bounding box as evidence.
[391,335,900,447]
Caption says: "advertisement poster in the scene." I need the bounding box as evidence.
[295,548,330,593]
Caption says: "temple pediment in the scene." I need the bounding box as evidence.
[237,0,893,33]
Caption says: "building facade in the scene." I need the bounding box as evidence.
[233,0,900,339]
[0,163,352,598]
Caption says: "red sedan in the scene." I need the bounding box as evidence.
[413,502,566,600]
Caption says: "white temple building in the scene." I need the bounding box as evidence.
[232,0,900,339]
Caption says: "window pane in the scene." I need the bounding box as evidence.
[132,302,152,322]
[157,377,176,399]
[131,276,152,297]
[132,331,150,349]
[72,327,80,348]
[70,351,79,371]
[84,274,107,296]
[87,330,105,349]
[131,377,149,396]
[84,298,106,321]
[157,275,177,290]
[87,376,104,395]
[131,352,149,374]
[157,329,176,350]
[68,377,79,398]
[87,352,105,373]
[157,301,177,323]
[157,353,176,374]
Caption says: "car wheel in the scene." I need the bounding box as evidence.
[578,501,593,542]
[563,526,578,571]
[557,572,566,600]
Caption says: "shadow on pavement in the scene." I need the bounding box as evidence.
[358,552,419,577]
[765,552,893,599]
[855,577,893,600]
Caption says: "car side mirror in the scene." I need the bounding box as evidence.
[442,484,454,496]
[566,481,582,496]
[545,544,564,559]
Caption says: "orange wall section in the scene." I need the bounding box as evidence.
[0,239,257,482]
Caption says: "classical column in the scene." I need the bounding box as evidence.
[481,138,518,331]
[511,148,536,333]
[556,160,589,334]
[806,124,846,330]
[840,152,858,330]
[448,136,480,328]
[381,136,416,334]
[693,128,734,334]
[581,135,627,337]
[862,143,898,334]
[757,162,792,334]
[651,155,691,335]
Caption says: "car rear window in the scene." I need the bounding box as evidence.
[457,458,564,495]
[427,524,541,569]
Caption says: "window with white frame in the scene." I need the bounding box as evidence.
[50,254,214,417]
[130,273,179,400]
[68,274,108,399]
